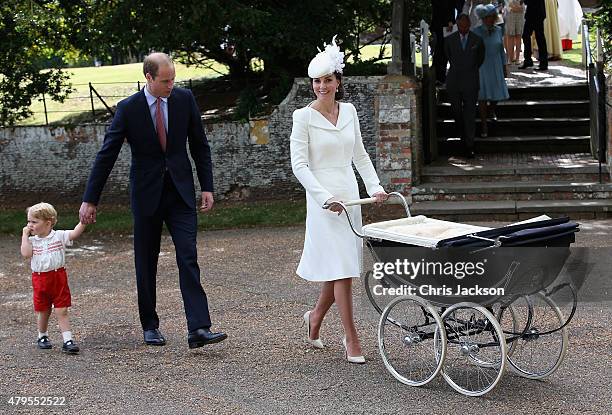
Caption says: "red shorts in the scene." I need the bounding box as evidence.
[31,267,72,312]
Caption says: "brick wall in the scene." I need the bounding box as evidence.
[374,75,422,201]
[0,76,423,207]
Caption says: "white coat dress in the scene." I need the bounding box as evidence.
[290,102,384,281]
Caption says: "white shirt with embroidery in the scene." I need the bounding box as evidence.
[29,230,73,272]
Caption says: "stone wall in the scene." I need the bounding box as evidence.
[0,125,130,206]
[604,75,612,179]
[1,76,405,206]
[210,76,384,201]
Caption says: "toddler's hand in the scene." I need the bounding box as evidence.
[22,226,31,236]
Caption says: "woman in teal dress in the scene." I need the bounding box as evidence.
[473,4,509,137]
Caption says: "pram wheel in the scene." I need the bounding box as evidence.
[364,270,393,315]
[439,303,506,396]
[493,301,521,360]
[504,293,568,379]
[378,296,446,387]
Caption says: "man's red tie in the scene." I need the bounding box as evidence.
[156,97,167,152]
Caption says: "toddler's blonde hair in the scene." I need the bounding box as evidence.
[26,202,58,226]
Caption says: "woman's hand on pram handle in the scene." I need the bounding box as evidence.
[324,197,346,215]
[373,191,389,204]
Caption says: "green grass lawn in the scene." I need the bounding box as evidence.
[561,33,596,68]
[22,61,227,126]
[358,44,427,67]
[0,200,306,235]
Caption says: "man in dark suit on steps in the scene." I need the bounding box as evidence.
[432,0,459,83]
[444,14,485,158]
[519,0,548,70]
[79,52,227,349]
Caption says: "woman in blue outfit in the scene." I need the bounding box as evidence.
[473,4,509,137]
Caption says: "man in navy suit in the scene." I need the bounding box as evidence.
[79,52,227,349]
[519,0,548,70]
[445,14,485,158]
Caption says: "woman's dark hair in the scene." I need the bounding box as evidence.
[311,71,344,100]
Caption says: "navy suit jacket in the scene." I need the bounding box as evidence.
[444,31,485,95]
[83,87,213,216]
[525,0,546,21]
[431,0,457,29]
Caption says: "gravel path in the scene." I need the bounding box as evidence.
[0,220,610,414]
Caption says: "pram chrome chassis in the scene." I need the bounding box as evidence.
[325,193,579,397]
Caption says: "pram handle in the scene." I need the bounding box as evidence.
[341,197,378,206]
[323,192,411,239]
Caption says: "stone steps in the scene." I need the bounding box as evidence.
[437,100,589,119]
[412,181,612,201]
[437,118,590,139]
[408,199,612,221]
[423,82,609,219]
[438,135,591,154]
[437,84,589,102]
[435,83,591,154]
[422,164,608,183]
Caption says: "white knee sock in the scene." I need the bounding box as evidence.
[38,331,48,339]
[62,331,73,343]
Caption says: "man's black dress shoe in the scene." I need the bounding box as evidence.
[143,329,166,346]
[518,61,533,69]
[535,66,548,71]
[188,328,227,349]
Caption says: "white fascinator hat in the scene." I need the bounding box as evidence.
[308,35,345,79]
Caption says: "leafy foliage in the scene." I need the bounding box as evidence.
[0,0,73,125]
[1,0,435,124]
[585,1,612,70]
[74,0,394,79]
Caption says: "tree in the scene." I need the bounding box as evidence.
[74,0,395,80]
[0,0,73,126]
[586,2,611,70]
[1,1,432,124]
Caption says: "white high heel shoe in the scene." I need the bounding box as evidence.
[302,311,324,349]
[342,337,365,364]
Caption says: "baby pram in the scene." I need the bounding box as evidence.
[326,193,579,397]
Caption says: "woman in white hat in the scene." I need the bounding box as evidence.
[290,36,388,364]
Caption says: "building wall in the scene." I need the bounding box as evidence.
[0,76,422,207]
[605,75,612,178]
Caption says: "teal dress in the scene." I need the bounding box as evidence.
[472,25,509,102]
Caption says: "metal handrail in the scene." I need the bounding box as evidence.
[582,21,600,96]
[582,20,593,68]
[581,18,607,182]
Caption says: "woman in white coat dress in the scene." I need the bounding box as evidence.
[290,37,388,364]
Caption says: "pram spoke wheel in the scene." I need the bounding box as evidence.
[439,303,506,396]
[505,293,568,379]
[378,296,446,387]
[493,302,521,360]
[364,270,394,315]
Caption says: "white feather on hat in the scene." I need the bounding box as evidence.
[308,35,345,78]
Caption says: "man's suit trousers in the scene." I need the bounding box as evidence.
[448,90,478,149]
[522,18,548,66]
[133,173,212,332]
